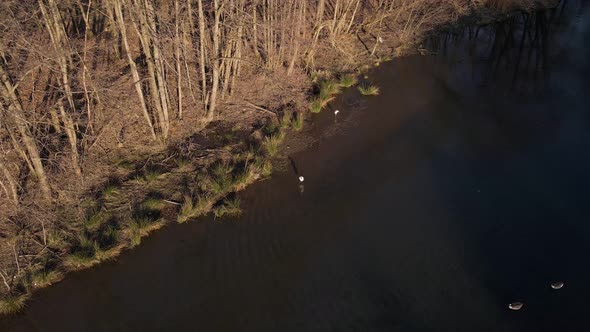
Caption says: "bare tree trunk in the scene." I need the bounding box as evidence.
[174,0,183,119]
[113,0,157,140]
[57,100,82,176]
[306,0,326,67]
[206,0,222,121]
[0,65,51,200]
[196,0,209,116]
[0,161,19,205]
[39,0,82,175]
[287,0,304,75]
[79,0,95,134]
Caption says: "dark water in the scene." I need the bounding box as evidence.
[3,2,590,331]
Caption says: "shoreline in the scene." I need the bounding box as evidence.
[0,1,559,315]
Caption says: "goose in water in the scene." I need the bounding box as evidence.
[299,176,305,182]
[508,302,524,311]
[551,281,565,290]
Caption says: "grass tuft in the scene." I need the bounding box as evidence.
[210,163,234,195]
[177,195,213,223]
[101,183,119,198]
[128,214,162,247]
[174,158,191,170]
[233,168,255,191]
[177,195,195,223]
[47,230,68,249]
[99,225,120,249]
[280,111,292,129]
[214,197,242,218]
[83,210,108,230]
[257,158,273,177]
[292,112,303,131]
[310,97,324,113]
[141,198,164,211]
[31,268,63,288]
[0,293,29,315]
[339,74,358,88]
[65,234,100,268]
[358,84,380,96]
[262,134,282,157]
[319,80,341,100]
[143,168,161,183]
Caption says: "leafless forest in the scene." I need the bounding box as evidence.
[0,0,549,312]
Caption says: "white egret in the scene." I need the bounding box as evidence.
[299,176,305,182]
